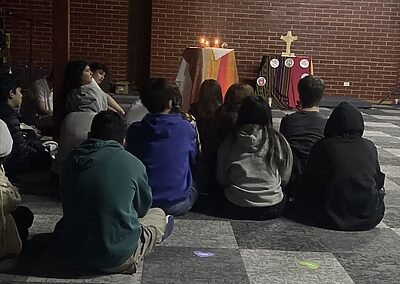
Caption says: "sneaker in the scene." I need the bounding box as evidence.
[161,215,174,241]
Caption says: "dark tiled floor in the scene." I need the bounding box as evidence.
[0,106,399,283]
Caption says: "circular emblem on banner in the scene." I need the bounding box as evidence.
[300,59,310,68]
[256,77,267,87]
[285,58,294,68]
[270,58,279,68]
[301,73,309,79]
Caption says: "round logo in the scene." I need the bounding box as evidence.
[285,58,294,68]
[301,73,309,79]
[256,77,267,87]
[270,58,279,69]
[300,59,310,68]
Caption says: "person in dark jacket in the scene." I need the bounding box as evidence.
[294,102,385,231]
[280,75,326,201]
[126,78,198,216]
[189,79,223,194]
[60,111,173,273]
[0,74,50,179]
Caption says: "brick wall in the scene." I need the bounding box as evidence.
[151,0,400,100]
[1,0,53,69]
[70,0,128,81]
[2,0,129,81]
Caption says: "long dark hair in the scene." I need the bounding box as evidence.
[63,60,89,94]
[224,83,254,112]
[196,79,222,119]
[237,96,290,166]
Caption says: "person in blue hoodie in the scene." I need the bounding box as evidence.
[60,111,173,273]
[126,78,198,216]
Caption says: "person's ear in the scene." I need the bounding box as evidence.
[123,138,127,147]
[168,100,172,109]
[8,90,14,99]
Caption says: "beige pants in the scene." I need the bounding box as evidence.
[101,208,166,274]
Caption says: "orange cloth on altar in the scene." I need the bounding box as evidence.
[176,47,239,112]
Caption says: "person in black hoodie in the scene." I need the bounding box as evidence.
[0,74,51,179]
[295,102,385,231]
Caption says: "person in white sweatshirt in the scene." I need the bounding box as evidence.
[217,95,293,220]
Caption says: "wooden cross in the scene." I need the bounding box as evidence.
[280,31,298,57]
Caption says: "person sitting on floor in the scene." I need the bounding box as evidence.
[215,83,254,141]
[217,96,293,220]
[279,75,326,201]
[89,61,125,115]
[189,79,223,193]
[171,86,201,151]
[20,72,53,134]
[0,74,51,180]
[293,102,385,231]
[0,119,34,258]
[64,60,124,115]
[51,86,103,182]
[126,78,198,216]
[60,110,173,273]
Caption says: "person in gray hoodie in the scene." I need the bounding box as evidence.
[217,96,293,220]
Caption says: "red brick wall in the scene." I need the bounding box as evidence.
[1,0,53,69]
[151,0,400,100]
[70,0,128,81]
[2,0,129,81]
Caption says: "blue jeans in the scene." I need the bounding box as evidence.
[161,184,198,216]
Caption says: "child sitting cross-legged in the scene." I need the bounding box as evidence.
[126,78,198,216]
[217,95,293,220]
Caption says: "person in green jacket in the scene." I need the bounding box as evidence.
[60,110,173,274]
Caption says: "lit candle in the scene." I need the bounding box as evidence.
[200,37,205,47]
[205,40,210,47]
[214,39,220,48]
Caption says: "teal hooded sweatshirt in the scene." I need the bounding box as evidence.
[61,139,152,269]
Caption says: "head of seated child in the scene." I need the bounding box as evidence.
[197,79,223,119]
[298,75,324,110]
[89,62,108,85]
[0,73,23,110]
[236,95,272,128]
[140,78,175,114]
[64,60,93,94]
[224,83,254,112]
[88,110,127,145]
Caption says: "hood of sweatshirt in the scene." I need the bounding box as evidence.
[68,139,124,171]
[140,113,186,139]
[324,102,364,138]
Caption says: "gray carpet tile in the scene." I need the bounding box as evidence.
[159,220,238,249]
[389,177,400,186]
[231,220,327,252]
[310,228,400,254]
[376,148,400,166]
[334,251,400,284]
[29,215,61,235]
[382,207,400,228]
[380,165,400,179]
[20,196,62,216]
[141,247,249,284]
[383,189,400,207]
[240,249,353,284]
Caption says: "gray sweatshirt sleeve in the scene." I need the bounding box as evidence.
[216,136,233,186]
[278,137,293,187]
